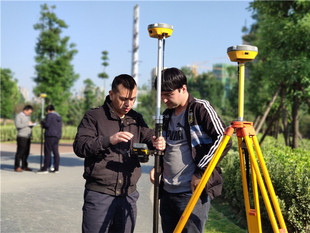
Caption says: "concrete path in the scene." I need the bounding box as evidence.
[1,142,162,233]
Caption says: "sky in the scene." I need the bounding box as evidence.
[1,0,255,100]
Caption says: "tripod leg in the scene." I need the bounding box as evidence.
[238,137,262,233]
[244,134,287,233]
[251,160,262,231]
[173,133,232,233]
[252,135,287,232]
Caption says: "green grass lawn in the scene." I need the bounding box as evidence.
[205,199,247,233]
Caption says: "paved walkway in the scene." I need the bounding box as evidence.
[1,142,161,233]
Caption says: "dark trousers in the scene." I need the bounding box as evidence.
[14,137,31,169]
[160,190,210,233]
[43,137,60,171]
[82,189,139,233]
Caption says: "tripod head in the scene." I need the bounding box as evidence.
[227,45,258,63]
[148,23,173,39]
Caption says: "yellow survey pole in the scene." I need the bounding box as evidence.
[238,63,245,121]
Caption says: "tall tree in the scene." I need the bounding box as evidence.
[245,0,310,148]
[94,86,106,107]
[98,50,109,95]
[187,71,225,110]
[0,68,20,122]
[33,4,79,122]
[136,86,157,128]
[67,96,84,126]
[83,78,97,113]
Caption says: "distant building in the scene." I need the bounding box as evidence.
[19,86,29,102]
[212,63,233,80]
[212,63,237,107]
[32,96,41,104]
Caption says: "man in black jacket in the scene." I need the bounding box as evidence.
[150,68,232,233]
[74,74,165,233]
[38,104,62,174]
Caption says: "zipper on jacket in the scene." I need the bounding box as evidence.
[120,119,124,131]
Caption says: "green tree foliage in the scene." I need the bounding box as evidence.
[33,4,79,122]
[66,81,105,126]
[182,66,241,125]
[136,87,157,128]
[181,66,195,80]
[221,136,310,232]
[67,96,84,126]
[83,78,97,113]
[0,68,20,121]
[1,124,77,142]
[245,0,310,146]
[187,71,225,111]
[98,50,109,95]
[94,86,106,105]
[224,73,239,119]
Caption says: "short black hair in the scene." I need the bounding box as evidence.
[23,105,33,111]
[155,67,187,91]
[111,74,136,93]
[46,105,55,112]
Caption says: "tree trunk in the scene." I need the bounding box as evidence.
[253,115,261,129]
[292,82,301,148]
[273,118,279,139]
[256,85,282,134]
[301,86,310,109]
[281,86,290,146]
[260,104,282,145]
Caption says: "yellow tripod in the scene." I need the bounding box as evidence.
[173,45,288,233]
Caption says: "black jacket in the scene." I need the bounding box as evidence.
[162,94,232,199]
[42,112,62,139]
[73,96,155,196]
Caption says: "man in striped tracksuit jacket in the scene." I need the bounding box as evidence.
[150,67,232,233]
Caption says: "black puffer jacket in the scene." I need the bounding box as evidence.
[73,96,154,196]
[162,94,232,199]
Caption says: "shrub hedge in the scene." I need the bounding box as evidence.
[220,135,310,233]
[0,125,77,142]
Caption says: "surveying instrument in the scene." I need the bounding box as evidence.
[40,93,47,170]
[147,23,173,233]
[172,45,287,233]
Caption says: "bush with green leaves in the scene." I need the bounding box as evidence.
[0,125,77,142]
[220,136,310,233]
